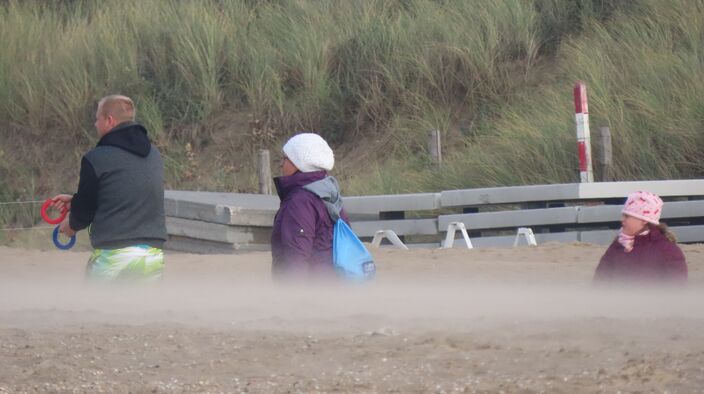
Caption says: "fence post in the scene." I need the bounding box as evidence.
[574,82,594,182]
[598,127,613,182]
[257,149,272,195]
[427,129,442,165]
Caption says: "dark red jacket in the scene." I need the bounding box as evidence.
[594,226,688,285]
[270,171,348,280]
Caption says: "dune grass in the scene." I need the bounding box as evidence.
[0,0,702,229]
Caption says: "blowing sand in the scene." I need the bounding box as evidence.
[1,242,703,393]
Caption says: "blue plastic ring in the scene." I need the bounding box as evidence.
[52,226,76,250]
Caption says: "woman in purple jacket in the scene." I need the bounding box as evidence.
[271,133,349,280]
[593,191,688,285]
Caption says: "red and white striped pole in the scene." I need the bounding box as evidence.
[574,82,594,183]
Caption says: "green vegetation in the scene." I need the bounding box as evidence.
[1,0,703,233]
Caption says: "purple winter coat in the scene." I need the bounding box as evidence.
[271,171,349,280]
[593,225,688,285]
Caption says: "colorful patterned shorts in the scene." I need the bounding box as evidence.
[86,245,164,282]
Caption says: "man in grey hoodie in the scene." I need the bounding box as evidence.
[51,95,167,280]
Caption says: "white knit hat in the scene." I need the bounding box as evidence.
[282,133,334,173]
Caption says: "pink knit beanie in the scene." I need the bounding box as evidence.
[622,191,663,224]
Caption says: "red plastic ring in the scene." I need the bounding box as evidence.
[40,199,68,225]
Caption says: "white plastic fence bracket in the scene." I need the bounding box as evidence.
[371,230,409,250]
[441,222,473,249]
[514,227,538,247]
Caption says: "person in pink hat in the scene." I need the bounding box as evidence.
[593,191,688,284]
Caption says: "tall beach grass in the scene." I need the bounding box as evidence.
[0,0,702,225]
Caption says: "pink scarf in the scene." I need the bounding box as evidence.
[618,228,649,253]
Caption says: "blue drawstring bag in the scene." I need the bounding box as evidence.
[333,219,376,281]
[303,176,375,281]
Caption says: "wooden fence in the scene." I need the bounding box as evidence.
[164,180,704,253]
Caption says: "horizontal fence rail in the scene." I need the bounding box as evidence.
[164,180,704,253]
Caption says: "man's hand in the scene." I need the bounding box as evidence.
[58,217,76,238]
[51,194,73,212]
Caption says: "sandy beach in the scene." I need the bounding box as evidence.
[1,243,703,393]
